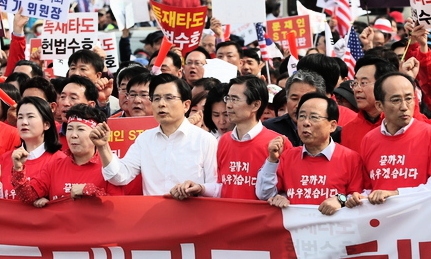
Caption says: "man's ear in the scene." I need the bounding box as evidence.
[375,100,383,113]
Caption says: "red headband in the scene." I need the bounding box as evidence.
[67,116,98,128]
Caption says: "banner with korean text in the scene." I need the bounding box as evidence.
[410,0,431,29]
[107,116,158,158]
[266,15,312,50]
[1,191,431,258]
[1,0,70,22]
[98,32,120,74]
[41,12,98,60]
[151,1,207,55]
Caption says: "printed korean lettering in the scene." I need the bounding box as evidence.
[55,21,68,34]
[188,31,200,48]
[39,4,49,18]
[44,20,55,34]
[54,38,67,55]
[51,0,64,4]
[27,2,37,15]
[42,38,53,55]
[415,0,431,4]
[176,12,192,29]
[152,5,162,21]
[11,0,21,12]
[190,12,205,27]
[173,32,190,49]
[67,38,80,53]
[283,20,293,29]
[419,9,431,25]
[63,183,72,193]
[296,18,306,27]
[81,38,93,50]
[0,0,6,9]
[50,6,62,20]
[271,22,281,32]
[105,55,116,69]
[68,18,80,34]
[102,38,115,51]
[80,18,95,33]
[161,10,175,27]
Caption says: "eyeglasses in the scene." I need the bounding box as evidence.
[297,113,328,123]
[185,60,205,67]
[350,80,375,89]
[151,94,182,102]
[118,88,127,94]
[386,96,414,106]
[223,95,245,104]
[127,93,150,100]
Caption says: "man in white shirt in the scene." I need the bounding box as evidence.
[89,74,218,195]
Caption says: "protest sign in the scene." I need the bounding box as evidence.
[107,116,158,158]
[151,1,207,55]
[40,12,98,60]
[0,0,70,22]
[410,0,431,29]
[266,15,312,50]
[203,59,238,83]
[230,23,258,46]
[212,0,265,24]
[98,32,119,74]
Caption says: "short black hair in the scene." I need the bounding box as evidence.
[204,83,229,132]
[297,92,339,122]
[243,48,261,63]
[272,90,287,117]
[297,53,340,94]
[68,49,105,73]
[354,56,397,81]
[149,74,191,102]
[20,76,57,103]
[15,60,43,77]
[228,75,268,121]
[17,96,61,153]
[276,72,290,87]
[216,41,244,58]
[364,47,399,71]
[0,83,21,121]
[61,75,99,102]
[193,77,221,90]
[333,57,348,79]
[126,73,152,92]
[149,50,182,69]
[66,103,107,123]
[185,46,211,60]
[5,72,30,87]
[117,66,149,88]
[50,77,67,95]
[374,72,416,103]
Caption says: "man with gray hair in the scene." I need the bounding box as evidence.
[263,70,341,146]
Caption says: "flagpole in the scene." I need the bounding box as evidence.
[265,61,271,85]
[314,8,326,47]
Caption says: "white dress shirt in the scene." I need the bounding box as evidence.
[103,118,218,196]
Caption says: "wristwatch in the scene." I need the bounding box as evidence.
[336,194,347,207]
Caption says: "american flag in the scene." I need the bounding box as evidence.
[255,22,270,61]
[323,0,352,37]
[347,26,364,61]
[344,26,364,79]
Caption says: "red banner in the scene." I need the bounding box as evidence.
[0,197,296,259]
[107,116,158,158]
[151,1,207,55]
[266,15,312,50]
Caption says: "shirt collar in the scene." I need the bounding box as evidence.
[64,149,100,165]
[156,117,189,138]
[231,121,263,142]
[380,118,414,136]
[27,142,46,160]
[301,138,336,161]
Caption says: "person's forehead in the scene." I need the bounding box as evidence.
[22,88,48,100]
[63,82,85,93]
[154,82,180,94]
[217,45,238,54]
[382,75,413,94]
[228,83,247,94]
[186,51,206,61]
[356,65,376,79]
[243,57,258,63]
[130,83,149,91]
[70,60,95,69]
[299,98,327,112]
